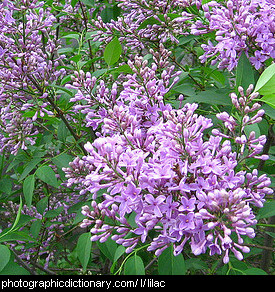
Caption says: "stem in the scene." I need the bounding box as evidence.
[114,244,150,275]
[171,56,205,90]
[29,260,56,275]
[260,209,275,272]
[258,126,275,273]
[79,1,95,72]
[11,248,38,275]
[258,125,274,170]
[47,90,86,154]
[244,243,275,252]
[256,223,275,228]
[26,74,87,155]
[8,55,86,155]
[0,150,5,180]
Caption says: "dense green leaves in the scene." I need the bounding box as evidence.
[0,0,274,277]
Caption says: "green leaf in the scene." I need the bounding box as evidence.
[97,237,117,262]
[202,0,214,3]
[115,64,134,74]
[124,254,145,275]
[110,245,126,274]
[58,47,74,54]
[71,0,78,8]
[202,67,226,85]
[258,94,275,109]
[0,177,13,195]
[51,85,77,97]
[103,36,122,66]
[113,245,126,263]
[30,219,42,239]
[100,5,121,23]
[262,104,275,119]
[265,231,275,239]
[244,268,267,275]
[69,54,82,64]
[0,253,29,275]
[57,121,70,142]
[236,52,255,90]
[244,123,261,139]
[80,0,95,8]
[23,175,35,207]
[178,35,198,45]
[185,258,208,271]
[158,245,186,275]
[62,33,80,41]
[44,206,64,218]
[182,88,232,106]
[0,245,11,272]
[257,201,275,219]
[92,68,108,77]
[20,157,42,181]
[138,16,161,30]
[254,63,275,94]
[35,165,59,188]
[36,197,48,215]
[52,153,73,169]
[253,63,275,108]
[4,196,23,236]
[76,232,92,271]
[0,231,36,243]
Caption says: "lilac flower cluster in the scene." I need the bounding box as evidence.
[89,0,275,70]
[0,105,38,155]
[0,0,65,154]
[64,55,272,263]
[214,84,269,162]
[90,0,199,49]
[191,0,275,70]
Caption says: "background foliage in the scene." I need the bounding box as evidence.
[0,0,274,275]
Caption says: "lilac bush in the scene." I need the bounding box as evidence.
[0,0,274,275]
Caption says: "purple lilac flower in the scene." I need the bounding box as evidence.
[90,0,199,49]
[191,0,275,70]
[64,56,273,264]
[0,106,38,155]
[0,0,66,154]
[214,85,270,162]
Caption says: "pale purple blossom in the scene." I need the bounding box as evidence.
[192,0,275,70]
[64,56,272,263]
